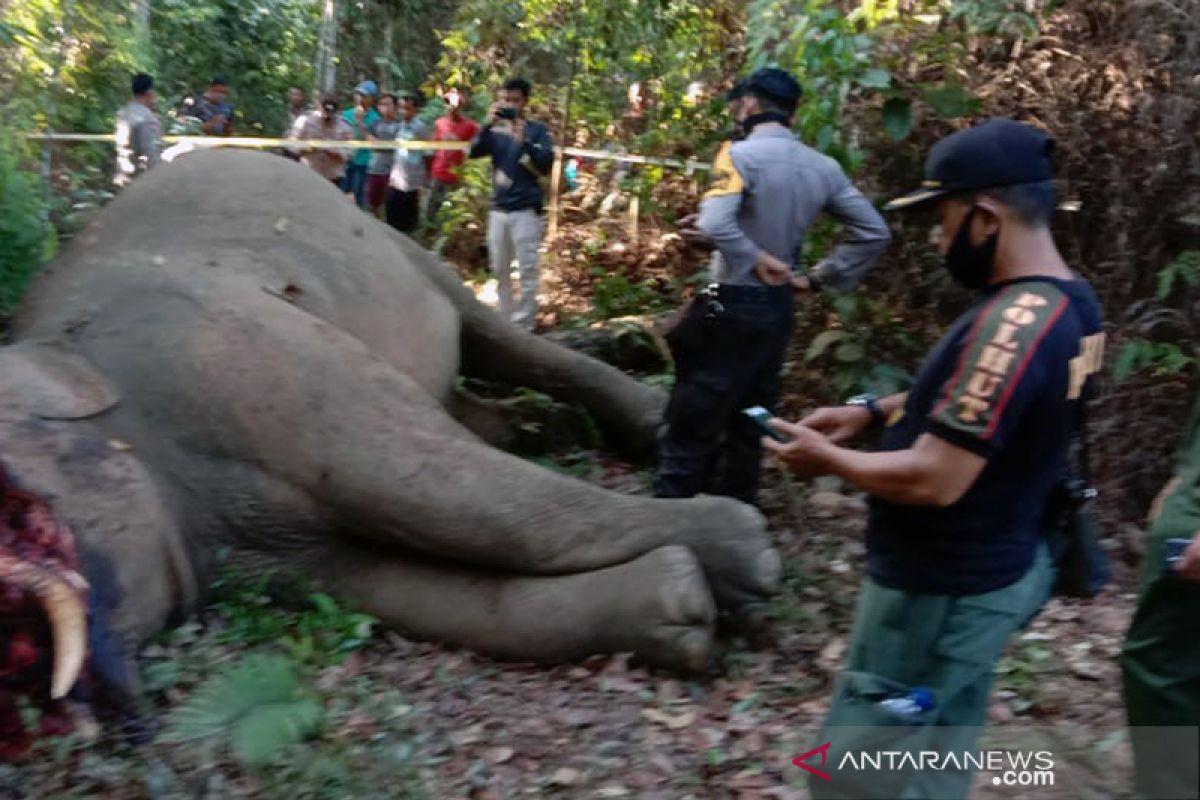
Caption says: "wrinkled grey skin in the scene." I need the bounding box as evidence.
[1,150,780,674]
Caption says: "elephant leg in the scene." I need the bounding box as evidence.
[385,231,667,459]
[313,540,716,672]
[182,299,781,611]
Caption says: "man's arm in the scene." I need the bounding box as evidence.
[131,122,160,169]
[765,424,985,507]
[811,172,892,292]
[695,142,762,275]
[525,124,554,174]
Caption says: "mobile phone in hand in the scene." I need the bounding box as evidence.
[1163,537,1191,572]
[743,406,789,443]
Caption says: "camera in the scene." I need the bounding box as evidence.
[496,106,518,121]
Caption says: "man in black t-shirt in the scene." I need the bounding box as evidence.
[766,120,1105,799]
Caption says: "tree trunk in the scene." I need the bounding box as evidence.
[315,0,338,97]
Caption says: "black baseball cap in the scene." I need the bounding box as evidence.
[743,68,802,115]
[885,118,1056,211]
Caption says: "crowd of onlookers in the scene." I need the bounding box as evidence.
[115,73,554,330]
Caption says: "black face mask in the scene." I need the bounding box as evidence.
[740,111,790,134]
[945,208,998,290]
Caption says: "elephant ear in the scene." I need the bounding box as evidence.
[0,341,120,421]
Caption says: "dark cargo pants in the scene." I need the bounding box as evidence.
[654,286,794,505]
[811,544,1055,800]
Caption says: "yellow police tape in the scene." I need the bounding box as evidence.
[26,132,712,172]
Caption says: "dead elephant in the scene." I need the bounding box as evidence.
[0,149,780,698]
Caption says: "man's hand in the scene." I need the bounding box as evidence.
[1175,530,1200,581]
[798,406,873,444]
[677,213,714,248]
[511,117,527,144]
[353,106,366,123]
[754,251,792,286]
[761,419,836,478]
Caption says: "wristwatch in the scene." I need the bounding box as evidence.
[846,393,885,427]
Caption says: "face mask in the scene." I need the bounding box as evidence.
[945,207,998,290]
[740,110,790,134]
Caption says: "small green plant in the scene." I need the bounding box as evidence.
[1113,339,1195,382]
[996,636,1060,699]
[0,130,55,316]
[1156,250,1200,301]
[164,653,324,765]
[209,569,378,668]
[589,267,671,321]
[804,295,921,397]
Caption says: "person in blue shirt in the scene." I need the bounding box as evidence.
[766,120,1105,799]
[469,77,554,331]
[342,80,381,209]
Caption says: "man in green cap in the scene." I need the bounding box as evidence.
[765,118,1105,798]
[1122,403,1200,799]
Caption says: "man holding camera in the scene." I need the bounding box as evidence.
[765,119,1105,799]
[654,68,890,504]
[469,77,555,331]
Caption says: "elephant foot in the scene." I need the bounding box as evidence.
[675,497,781,619]
[597,545,716,673]
[315,540,716,673]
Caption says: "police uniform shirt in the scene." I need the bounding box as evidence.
[696,127,891,290]
[869,277,1105,596]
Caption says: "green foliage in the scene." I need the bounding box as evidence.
[1113,339,1195,383]
[804,293,922,396]
[430,158,492,253]
[148,0,321,135]
[209,569,378,669]
[0,131,54,316]
[2,0,150,136]
[164,653,323,765]
[1156,250,1200,301]
[436,0,739,157]
[747,0,880,169]
[588,267,671,320]
[950,0,1042,38]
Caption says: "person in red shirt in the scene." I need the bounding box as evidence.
[427,87,480,226]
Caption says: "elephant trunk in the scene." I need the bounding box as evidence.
[0,555,88,699]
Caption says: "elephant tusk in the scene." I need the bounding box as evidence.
[0,555,89,699]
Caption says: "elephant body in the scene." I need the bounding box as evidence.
[0,150,778,683]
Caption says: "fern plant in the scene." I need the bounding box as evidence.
[164,654,323,765]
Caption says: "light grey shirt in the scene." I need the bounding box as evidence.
[114,100,162,183]
[389,117,431,192]
[696,126,891,289]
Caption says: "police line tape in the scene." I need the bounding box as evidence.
[25,132,713,172]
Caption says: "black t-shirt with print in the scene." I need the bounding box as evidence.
[867,277,1105,596]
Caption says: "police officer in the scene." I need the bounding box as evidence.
[654,68,891,504]
[765,119,1106,799]
[1122,407,1200,800]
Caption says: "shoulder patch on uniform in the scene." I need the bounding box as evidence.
[931,282,1070,441]
[704,141,745,199]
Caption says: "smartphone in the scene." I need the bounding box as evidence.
[743,406,789,443]
[496,106,518,121]
[1163,537,1191,572]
